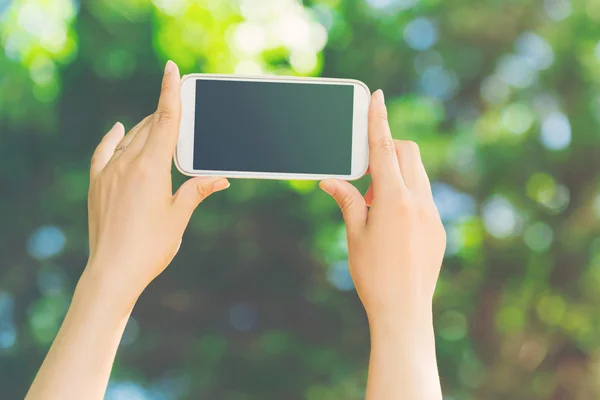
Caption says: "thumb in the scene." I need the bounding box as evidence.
[173,176,230,223]
[319,179,367,234]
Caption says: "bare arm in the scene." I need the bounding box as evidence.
[26,61,229,400]
[25,273,133,399]
[367,315,442,399]
[320,90,445,399]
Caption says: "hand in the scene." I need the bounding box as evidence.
[319,89,445,329]
[85,61,229,306]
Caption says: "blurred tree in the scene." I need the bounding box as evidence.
[1,0,600,399]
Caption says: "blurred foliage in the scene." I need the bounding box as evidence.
[1,0,600,399]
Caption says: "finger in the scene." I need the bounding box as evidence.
[368,90,404,196]
[172,176,230,225]
[90,122,125,180]
[396,140,432,197]
[319,179,367,234]
[143,60,182,165]
[113,115,153,160]
[363,141,430,206]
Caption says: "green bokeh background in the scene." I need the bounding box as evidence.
[1,0,600,399]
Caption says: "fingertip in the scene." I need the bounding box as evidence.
[372,89,384,104]
[114,121,125,135]
[164,60,178,76]
[369,89,388,120]
[104,121,124,142]
[212,178,230,192]
[319,179,336,196]
[160,60,180,95]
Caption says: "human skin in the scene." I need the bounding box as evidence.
[320,90,445,400]
[26,63,444,399]
[26,61,230,399]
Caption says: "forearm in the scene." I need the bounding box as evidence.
[366,313,442,400]
[26,268,136,400]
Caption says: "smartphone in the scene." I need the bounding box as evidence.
[175,74,370,180]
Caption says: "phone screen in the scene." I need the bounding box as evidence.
[193,79,354,175]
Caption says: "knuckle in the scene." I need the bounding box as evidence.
[393,192,414,212]
[375,137,397,156]
[107,161,127,180]
[153,110,174,125]
[90,152,100,166]
[131,158,152,179]
[338,193,354,213]
[195,182,210,201]
[418,203,432,219]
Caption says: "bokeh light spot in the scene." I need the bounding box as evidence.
[524,222,554,252]
[28,225,66,260]
[536,295,566,325]
[327,260,355,291]
[234,60,263,75]
[501,103,534,135]
[526,173,570,215]
[29,294,69,345]
[0,0,10,17]
[153,0,187,16]
[495,306,525,332]
[288,180,317,193]
[278,13,311,50]
[4,32,27,60]
[229,302,258,332]
[0,292,17,350]
[418,66,458,100]
[106,381,149,400]
[482,195,521,239]
[480,75,510,104]
[366,0,419,12]
[120,317,140,347]
[404,18,437,51]
[290,50,318,74]
[432,183,476,222]
[439,310,468,341]
[29,55,56,85]
[496,54,537,88]
[233,23,267,55]
[515,32,554,70]
[444,223,462,256]
[544,0,572,21]
[540,112,571,150]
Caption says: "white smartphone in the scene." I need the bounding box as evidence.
[175,74,370,180]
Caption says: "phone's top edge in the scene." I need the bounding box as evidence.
[181,73,371,93]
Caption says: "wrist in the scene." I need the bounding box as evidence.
[75,263,141,319]
[367,306,435,345]
[368,310,439,374]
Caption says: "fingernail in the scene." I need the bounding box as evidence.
[319,180,336,196]
[113,121,124,131]
[212,179,230,192]
[164,60,175,75]
[373,89,384,105]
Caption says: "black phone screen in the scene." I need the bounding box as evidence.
[193,79,354,175]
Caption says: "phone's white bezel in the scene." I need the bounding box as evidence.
[175,74,370,181]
